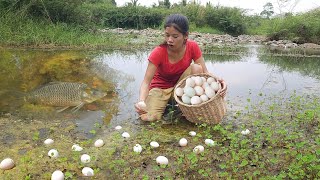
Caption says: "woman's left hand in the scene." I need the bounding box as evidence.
[217,78,227,98]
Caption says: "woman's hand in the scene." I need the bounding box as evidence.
[217,79,227,98]
[134,101,147,115]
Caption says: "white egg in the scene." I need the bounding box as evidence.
[185,77,195,87]
[211,81,220,92]
[191,76,197,81]
[190,96,202,105]
[181,94,191,104]
[205,87,215,98]
[241,129,250,135]
[175,87,184,97]
[44,139,54,145]
[133,144,142,153]
[201,77,206,83]
[200,94,209,102]
[94,139,104,148]
[156,156,168,165]
[115,125,122,130]
[189,131,196,136]
[193,145,205,154]
[0,158,15,170]
[81,154,91,163]
[183,86,196,97]
[137,101,147,111]
[72,144,83,151]
[194,76,203,86]
[51,170,64,180]
[48,149,59,158]
[204,139,215,146]
[122,132,130,138]
[150,141,160,148]
[179,138,188,147]
[194,86,204,96]
[206,77,216,84]
[82,167,94,176]
[202,82,210,89]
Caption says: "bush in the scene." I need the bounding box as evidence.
[101,6,165,29]
[265,8,320,44]
[204,6,246,36]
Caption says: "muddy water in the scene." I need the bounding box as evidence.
[0,45,320,178]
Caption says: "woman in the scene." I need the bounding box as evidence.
[135,14,227,121]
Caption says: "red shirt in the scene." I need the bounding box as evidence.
[148,40,202,89]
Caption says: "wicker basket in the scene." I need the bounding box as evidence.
[174,73,226,125]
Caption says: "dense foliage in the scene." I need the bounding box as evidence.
[0,0,319,46]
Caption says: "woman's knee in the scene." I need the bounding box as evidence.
[191,64,203,74]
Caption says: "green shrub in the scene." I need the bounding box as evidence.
[204,6,246,36]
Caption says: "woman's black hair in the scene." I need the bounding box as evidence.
[164,14,189,35]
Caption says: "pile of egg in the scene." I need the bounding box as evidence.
[175,76,220,105]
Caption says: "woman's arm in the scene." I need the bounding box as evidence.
[194,56,209,73]
[139,62,157,101]
[135,62,157,115]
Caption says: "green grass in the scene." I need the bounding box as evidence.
[191,24,223,34]
[0,12,131,49]
[1,92,319,179]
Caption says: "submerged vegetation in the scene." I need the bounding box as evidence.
[0,0,319,48]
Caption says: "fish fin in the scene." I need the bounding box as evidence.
[57,106,70,113]
[71,102,85,113]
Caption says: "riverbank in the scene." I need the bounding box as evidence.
[2,27,320,53]
[100,28,320,51]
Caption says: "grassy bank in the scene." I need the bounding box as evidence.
[1,2,319,48]
[1,92,319,179]
[0,13,135,49]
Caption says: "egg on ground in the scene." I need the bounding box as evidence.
[179,138,188,147]
[0,158,15,170]
[156,156,168,165]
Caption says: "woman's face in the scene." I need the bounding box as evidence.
[165,26,187,51]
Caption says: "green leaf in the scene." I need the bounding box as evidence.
[240,160,248,167]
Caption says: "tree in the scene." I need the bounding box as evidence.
[157,0,170,8]
[275,0,300,14]
[260,2,274,19]
[110,0,116,6]
[181,0,186,6]
[164,0,170,8]
[126,0,139,7]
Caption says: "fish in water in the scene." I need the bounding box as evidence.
[25,82,107,112]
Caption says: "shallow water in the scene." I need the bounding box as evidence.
[0,45,320,135]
